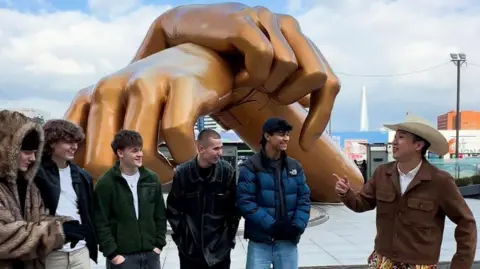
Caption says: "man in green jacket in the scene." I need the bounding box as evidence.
[93,130,167,269]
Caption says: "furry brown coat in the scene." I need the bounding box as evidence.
[0,110,65,269]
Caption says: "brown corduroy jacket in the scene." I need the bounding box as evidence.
[340,161,477,268]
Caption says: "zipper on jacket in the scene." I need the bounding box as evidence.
[200,183,206,258]
[277,168,286,220]
[118,174,143,248]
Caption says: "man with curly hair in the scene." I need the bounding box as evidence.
[93,130,166,269]
[34,119,98,269]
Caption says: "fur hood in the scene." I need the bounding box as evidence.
[0,110,44,183]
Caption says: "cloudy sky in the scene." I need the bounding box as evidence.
[0,0,479,131]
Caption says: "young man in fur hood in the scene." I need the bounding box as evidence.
[34,119,98,269]
[0,110,69,269]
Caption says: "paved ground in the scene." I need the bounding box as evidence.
[91,198,480,268]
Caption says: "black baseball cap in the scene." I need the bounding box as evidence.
[260,117,292,145]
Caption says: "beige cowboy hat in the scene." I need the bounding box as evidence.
[383,114,449,156]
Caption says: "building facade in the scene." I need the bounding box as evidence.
[195,116,224,131]
[437,110,480,130]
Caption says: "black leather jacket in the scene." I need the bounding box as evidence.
[166,158,240,267]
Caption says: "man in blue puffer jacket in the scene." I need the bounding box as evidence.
[237,117,311,269]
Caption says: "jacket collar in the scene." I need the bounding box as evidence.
[385,160,433,195]
[40,155,84,184]
[41,154,71,170]
[188,156,222,183]
[111,160,149,180]
[259,148,287,169]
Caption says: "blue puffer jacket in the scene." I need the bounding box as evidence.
[236,151,311,244]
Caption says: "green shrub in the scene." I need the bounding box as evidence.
[471,174,480,185]
[456,177,472,187]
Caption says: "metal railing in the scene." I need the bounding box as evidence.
[429,158,480,179]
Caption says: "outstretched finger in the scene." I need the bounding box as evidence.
[130,17,168,63]
[64,86,94,168]
[304,39,341,143]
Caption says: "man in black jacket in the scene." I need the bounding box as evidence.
[34,119,97,268]
[166,128,240,269]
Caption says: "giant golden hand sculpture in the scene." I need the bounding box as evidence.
[64,2,363,202]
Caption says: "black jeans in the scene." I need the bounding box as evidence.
[179,252,231,269]
[106,251,161,269]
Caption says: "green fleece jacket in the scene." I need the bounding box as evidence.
[93,162,167,259]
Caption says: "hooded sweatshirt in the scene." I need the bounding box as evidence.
[0,110,65,269]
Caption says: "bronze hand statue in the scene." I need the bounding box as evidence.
[64,3,363,202]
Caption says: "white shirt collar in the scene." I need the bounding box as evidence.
[397,160,422,177]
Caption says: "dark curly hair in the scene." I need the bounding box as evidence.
[111,130,143,156]
[43,119,85,155]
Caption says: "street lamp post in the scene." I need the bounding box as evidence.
[450,53,466,176]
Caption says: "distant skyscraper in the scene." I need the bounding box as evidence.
[360,85,369,131]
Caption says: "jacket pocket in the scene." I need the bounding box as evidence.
[138,183,157,203]
[376,190,396,218]
[402,197,436,228]
[185,191,201,215]
[212,191,230,215]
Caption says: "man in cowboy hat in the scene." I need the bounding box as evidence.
[334,116,477,269]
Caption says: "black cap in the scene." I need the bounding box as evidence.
[260,117,292,145]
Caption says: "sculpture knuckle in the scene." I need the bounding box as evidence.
[72,87,92,104]
[254,6,270,15]
[277,55,298,69]
[92,76,122,103]
[326,76,341,94]
[279,14,300,30]
[127,78,153,100]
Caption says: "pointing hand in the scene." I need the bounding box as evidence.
[334,174,350,196]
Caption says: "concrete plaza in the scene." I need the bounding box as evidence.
[91,198,480,268]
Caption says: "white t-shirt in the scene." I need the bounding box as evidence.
[122,171,140,219]
[55,165,86,252]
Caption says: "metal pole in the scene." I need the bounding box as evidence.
[455,61,461,161]
[450,53,466,178]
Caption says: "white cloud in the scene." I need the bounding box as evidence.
[297,0,480,128]
[0,4,171,117]
[0,0,478,129]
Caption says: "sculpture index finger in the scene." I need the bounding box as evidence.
[129,16,168,63]
[299,40,341,150]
